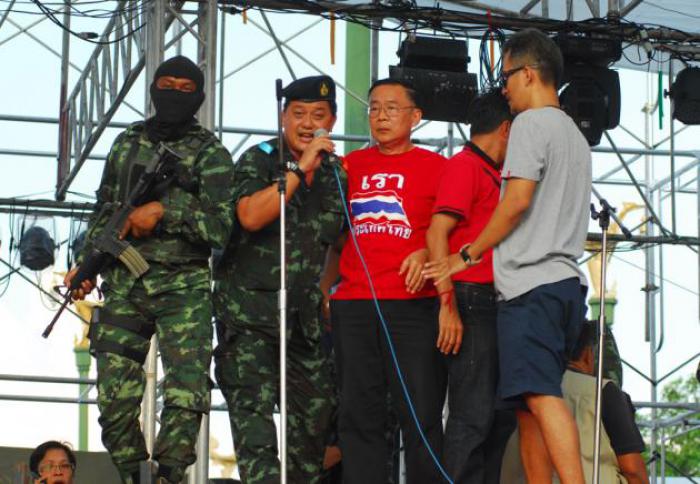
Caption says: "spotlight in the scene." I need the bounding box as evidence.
[668,67,700,125]
[390,36,478,123]
[19,226,55,271]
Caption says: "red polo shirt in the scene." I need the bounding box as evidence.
[433,142,501,284]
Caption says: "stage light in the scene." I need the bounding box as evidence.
[19,226,55,271]
[390,36,478,123]
[560,63,621,146]
[555,33,622,147]
[668,67,700,125]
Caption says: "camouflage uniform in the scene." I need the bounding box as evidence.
[214,138,347,484]
[84,121,235,483]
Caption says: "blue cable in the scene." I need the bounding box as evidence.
[332,166,454,484]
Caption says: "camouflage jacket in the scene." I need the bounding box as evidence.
[215,138,347,318]
[83,121,235,297]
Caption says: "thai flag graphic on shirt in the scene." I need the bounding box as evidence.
[350,191,411,227]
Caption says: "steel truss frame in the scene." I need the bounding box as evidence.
[1,1,699,482]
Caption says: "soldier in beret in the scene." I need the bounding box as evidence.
[213,75,347,483]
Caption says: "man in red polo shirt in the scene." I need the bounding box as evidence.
[426,90,514,484]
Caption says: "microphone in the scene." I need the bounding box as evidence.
[313,128,341,165]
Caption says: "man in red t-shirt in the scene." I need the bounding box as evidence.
[426,90,514,484]
[331,78,447,484]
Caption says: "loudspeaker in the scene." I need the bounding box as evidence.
[560,63,620,146]
[392,36,477,123]
[389,66,478,123]
[554,33,622,66]
[397,36,468,72]
[669,67,700,125]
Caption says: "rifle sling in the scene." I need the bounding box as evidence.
[92,308,156,340]
[89,340,149,365]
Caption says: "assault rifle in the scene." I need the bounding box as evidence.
[42,143,183,338]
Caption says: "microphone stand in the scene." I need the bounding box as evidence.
[275,78,288,484]
[590,199,614,484]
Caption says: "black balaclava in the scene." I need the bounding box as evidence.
[145,55,205,143]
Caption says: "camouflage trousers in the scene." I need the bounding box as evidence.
[214,289,334,484]
[90,280,213,483]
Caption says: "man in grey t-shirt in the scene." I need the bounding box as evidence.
[424,28,591,484]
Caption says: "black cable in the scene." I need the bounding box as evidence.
[28,0,152,44]
[478,27,504,91]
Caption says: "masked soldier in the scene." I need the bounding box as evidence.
[213,75,347,484]
[65,56,235,483]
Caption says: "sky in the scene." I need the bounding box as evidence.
[0,2,699,480]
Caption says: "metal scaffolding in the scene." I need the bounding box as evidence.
[1,1,698,482]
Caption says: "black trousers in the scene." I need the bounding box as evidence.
[331,298,447,484]
[443,282,516,484]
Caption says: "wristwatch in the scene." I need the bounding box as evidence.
[286,161,308,189]
[459,244,480,267]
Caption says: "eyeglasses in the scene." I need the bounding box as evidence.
[367,104,416,118]
[38,463,75,473]
[499,64,539,86]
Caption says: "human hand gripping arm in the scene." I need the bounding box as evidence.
[426,213,463,354]
[423,178,537,284]
[398,248,429,294]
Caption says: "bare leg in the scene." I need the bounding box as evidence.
[523,394,584,484]
[517,409,552,483]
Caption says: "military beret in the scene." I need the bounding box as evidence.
[283,75,336,104]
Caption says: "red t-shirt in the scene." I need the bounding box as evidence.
[333,146,446,300]
[433,142,501,284]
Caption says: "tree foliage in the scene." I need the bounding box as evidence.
[645,374,700,478]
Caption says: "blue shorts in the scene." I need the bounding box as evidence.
[496,277,587,407]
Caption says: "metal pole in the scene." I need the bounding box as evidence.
[56,0,71,201]
[370,20,380,83]
[592,202,611,484]
[188,2,218,481]
[669,62,677,234]
[660,427,667,484]
[142,336,158,455]
[142,0,165,461]
[188,414,210,484]
[275,78,288,484]
[218,9,226,141]
[260,10,296,80]
[645,75,659,484]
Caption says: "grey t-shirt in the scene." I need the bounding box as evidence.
[494,107,591,301]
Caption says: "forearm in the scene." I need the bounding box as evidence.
[618,454,649,484]
[469,201,526,260]
[237,173,303,231]
[426,225,455,296]
[320,245,341,298]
